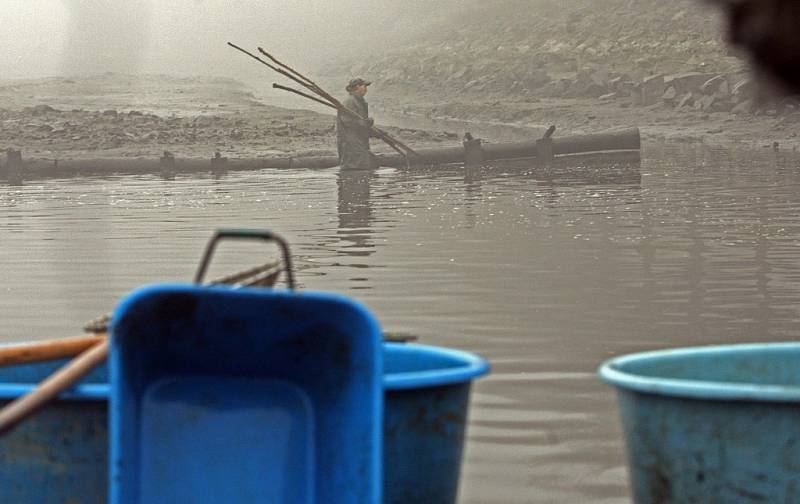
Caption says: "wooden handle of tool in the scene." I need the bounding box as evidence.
[0,339,109,436]
[0,334,107,367]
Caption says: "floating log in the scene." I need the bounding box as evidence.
[14,127,639,178]
[375,127,640,168]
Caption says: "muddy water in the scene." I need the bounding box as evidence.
[2,143,800,502]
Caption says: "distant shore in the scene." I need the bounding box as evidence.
[2,73,798,174]
[0,74,455,164]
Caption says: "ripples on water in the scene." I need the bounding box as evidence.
[2,143,800,502]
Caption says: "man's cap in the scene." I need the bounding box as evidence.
[347,78,372,90]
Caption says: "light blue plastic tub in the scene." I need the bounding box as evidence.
[600,342,800,503]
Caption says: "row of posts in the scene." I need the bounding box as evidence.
[159,151,229,180]
[0,149,230,183]
[461,125,556,168]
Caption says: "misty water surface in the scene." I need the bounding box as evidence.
[3,143,800,502]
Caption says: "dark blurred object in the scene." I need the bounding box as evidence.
[710,0,800,93]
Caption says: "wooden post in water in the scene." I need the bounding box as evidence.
[4,149,24,184]
[160,150,176,180]
[211,151,228,176]
[536,125,556,167]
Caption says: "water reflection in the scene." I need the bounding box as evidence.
[336,169,375,258]
[463,166,483,229]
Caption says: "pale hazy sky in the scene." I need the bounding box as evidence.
[1,0,422,80]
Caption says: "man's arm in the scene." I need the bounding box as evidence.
[339,96,373,130]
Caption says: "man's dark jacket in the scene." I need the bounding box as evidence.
[336,92,376,170]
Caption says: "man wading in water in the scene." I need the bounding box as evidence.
[336,78,378,170]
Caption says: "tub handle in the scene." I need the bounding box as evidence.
[194,229,295,290]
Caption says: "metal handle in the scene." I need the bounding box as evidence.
[194,229,295,289]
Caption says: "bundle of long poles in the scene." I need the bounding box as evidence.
[227,42,418,158]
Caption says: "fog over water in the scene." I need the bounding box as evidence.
[2,0,476,80]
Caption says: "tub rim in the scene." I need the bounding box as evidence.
[599,342,800,402]
[0,384,109,400]
[0,342,490,397]
[383,343,490,391]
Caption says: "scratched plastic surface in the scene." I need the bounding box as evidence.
[110,284,383,504]
[600,343,800,503]
[139,377,313,503]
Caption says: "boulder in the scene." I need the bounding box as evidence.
[641,74,665,106]
[617,80,638,95]
[523,69,551,88]
[664,72,718,95]
[677,92,694,109]
[566,71,606,98]
[590,68,611,88]
[25,104,58,116]
[608,76,623,91]
[700,75,727,95]
[710,98,735,112]
[449,66,471,82]
[719,80,730,97]
[698,94,716,110]
[732,99,755,115]
[732,79,754,98]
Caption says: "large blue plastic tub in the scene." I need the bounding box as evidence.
[0,331,488,503]
[110,284,383,504]
[600,342,800,503]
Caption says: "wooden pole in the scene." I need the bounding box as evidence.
[272,83,408,157]
[0,334,106,367]
[0,340,109,436]
[258,47,420,157]
[273,82,338,109]
[227,42,418,156]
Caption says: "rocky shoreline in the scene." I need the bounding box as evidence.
[0,74,459,168]
[323,0,800,150]
[1,69,797,181]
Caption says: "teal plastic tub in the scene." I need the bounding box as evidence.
[600,342,800,503]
